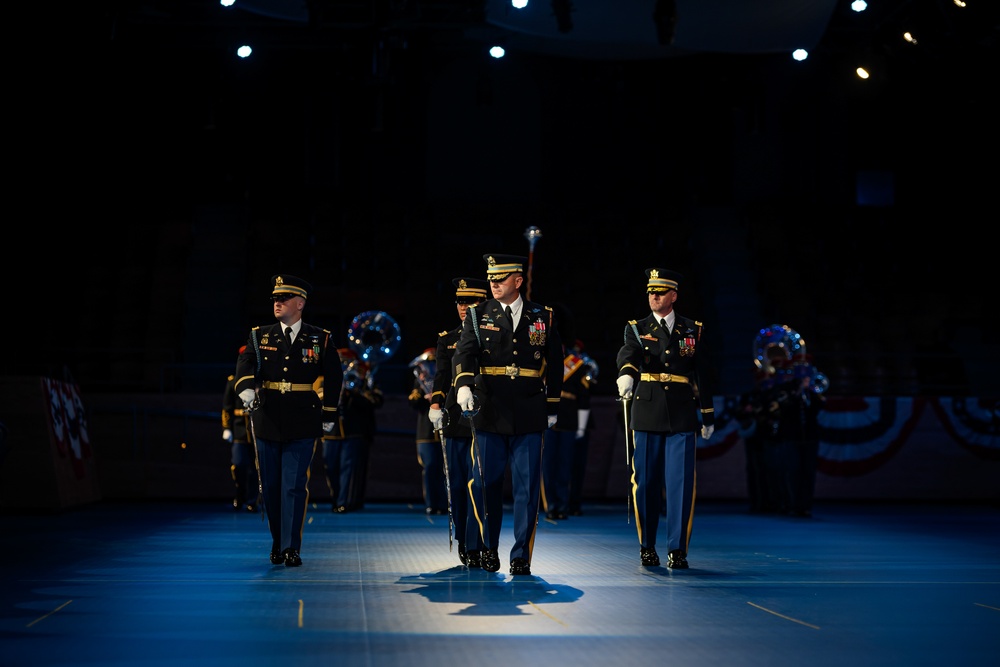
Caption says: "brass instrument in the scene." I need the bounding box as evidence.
[347,310,402,387]
[754,323,828,393]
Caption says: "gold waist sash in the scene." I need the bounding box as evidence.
[481,365,542,378]
[639,373,690,384]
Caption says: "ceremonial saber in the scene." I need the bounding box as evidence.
[524,226,541,301]
[437,426,454,552]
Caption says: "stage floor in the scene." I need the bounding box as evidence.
[3,499,998,667]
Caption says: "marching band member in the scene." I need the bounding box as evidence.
[541,305,590,521]
[222,347,259,513]
[323,349,381,513]
[409,348,448,515]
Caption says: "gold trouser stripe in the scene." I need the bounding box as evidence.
[639,373,690,384]
[481,366,542,378]
[560,391,577,399]
[261,381,316,392]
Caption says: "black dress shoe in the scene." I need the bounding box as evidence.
[458,544,469,566]
[509,557,531,576]
[466,550,481,568]
[269,551,283,565]
[640,546,660,567]
[283,549,302,567]
[481,549,501,573]
[667,550,689,569]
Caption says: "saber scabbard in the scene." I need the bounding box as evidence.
[621,396,632,524]
[463,399,487,552]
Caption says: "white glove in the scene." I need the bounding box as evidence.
[239,388,255,407]
[322,421,336,434]
[223,429,233,443]
[576,409,590,439]
[701,424,715,440]
[547,415,558,429]
[428,407,444,430]
[616,375,634,399]
[457,386,474,412]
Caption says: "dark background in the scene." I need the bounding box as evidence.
[10,1,998,398]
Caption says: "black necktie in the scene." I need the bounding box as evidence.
[285,326,293,346]
[661,318,669,334]
[505,306,513,327]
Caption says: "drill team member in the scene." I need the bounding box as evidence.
[235,274,343,567]
[616,268,715,569]
[453,255,563,576]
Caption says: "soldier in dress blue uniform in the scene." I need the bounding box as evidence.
[234,274,343,567]
[222,346,260,513]
[452,255,563,576]
[616,268,715,569]
[428,277,489,567]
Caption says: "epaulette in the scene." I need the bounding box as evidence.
[544,305,553,311]
[227,374,235,381]
[628,319,638,326]
[252,325,261,331]
[438,330,449,337]
[695,320,703,327]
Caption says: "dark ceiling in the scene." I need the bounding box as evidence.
[12,0,998,396]
[220,0,841,60]
[101,0,994,64]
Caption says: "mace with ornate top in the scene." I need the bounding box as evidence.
[524,226,541,300]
